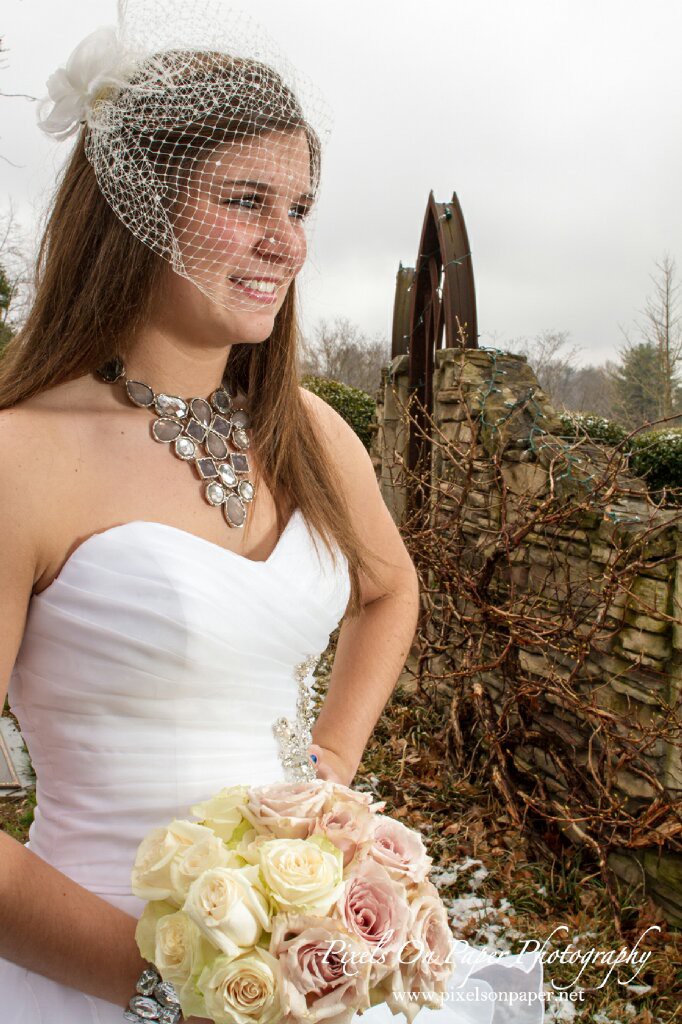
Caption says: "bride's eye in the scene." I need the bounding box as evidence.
[289,204,311,222]
[223,194,262,211]
[222,194,310,222]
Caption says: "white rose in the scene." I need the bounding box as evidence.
[228,827,263,866]
[135,899,176,962]
[155,910,212,987]
[182,864,271,957]
[258,834,345,914]
[191,785,250,842]
[132,819,233,905]
[198,947,281,1024]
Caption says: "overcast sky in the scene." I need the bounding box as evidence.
[2,0,681,368]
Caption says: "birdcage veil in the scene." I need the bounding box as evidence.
[37,0,334,311]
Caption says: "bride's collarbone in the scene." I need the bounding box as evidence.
[31,431,286,594]
[17,399,288,592]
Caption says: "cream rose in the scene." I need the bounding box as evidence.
[135,902,214,1016]
[198,947,281,1024]
[182,864,271,957]
[191,785,250,842]
[228,827,265,867]
[153,910,213,987]
[132,819,233,905]
[257,834,345,914]
[135,899,177,962]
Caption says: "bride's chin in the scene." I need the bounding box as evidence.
[197,303,279,345]
[224,320,278,346]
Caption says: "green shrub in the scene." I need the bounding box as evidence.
[557,411,628,447]
[628,429,682,501]
[301,375,377,452]
[557,412,682,501]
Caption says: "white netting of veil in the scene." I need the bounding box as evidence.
[37,0,334,312]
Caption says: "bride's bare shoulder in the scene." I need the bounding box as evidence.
[0,379,108,590]
[6,373,102,414]
[0,392,74,485]
[0,399,65,451]
[0,379,93,528]
[0,405,61,594]
[0,374,107,441]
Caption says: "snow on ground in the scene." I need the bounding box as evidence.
[430,857,530,954]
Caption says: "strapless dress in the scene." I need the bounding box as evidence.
[1,511,544,1022]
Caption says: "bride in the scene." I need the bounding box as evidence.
[0,3,544,1021]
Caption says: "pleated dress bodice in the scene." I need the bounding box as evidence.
[7,511,351,899]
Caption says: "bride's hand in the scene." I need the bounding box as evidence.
[308,743,356,788]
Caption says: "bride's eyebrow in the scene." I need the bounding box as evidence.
[219,178,314,203]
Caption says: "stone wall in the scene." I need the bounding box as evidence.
[371,346,682,927]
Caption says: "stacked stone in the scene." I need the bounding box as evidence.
[371,346,682,926]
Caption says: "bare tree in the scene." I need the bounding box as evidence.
[633,253,682,419]
[1,36,37,167]
[300,315,390,396]
[506,329,583,403]
[560,362,619,419]
[0,204,33,330]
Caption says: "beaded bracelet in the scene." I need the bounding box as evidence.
[123,963,183,1022]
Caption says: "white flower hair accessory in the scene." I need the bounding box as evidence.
[37,26,139,141]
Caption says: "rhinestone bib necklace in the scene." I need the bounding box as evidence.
[95,355,255,528]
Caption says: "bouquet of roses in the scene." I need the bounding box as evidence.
[131,779,456,1024]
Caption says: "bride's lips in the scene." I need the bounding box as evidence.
[229,277,280,303]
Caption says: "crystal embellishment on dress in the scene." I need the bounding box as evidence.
[273,652,321,782]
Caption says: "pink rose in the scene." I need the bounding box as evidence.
[373,882,454,1022]
[359,815,433,885]
[401,880,455,991]
[243,781,330,839]
[311,798,374,870]
[335,860,410,985]
[372,967,423,1024]
[270,912,372,1024]
[319,783,388,817]
[320,782,372,808]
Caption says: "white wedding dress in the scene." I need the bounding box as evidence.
[1,511,545,1023]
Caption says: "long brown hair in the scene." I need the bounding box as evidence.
[0,52,390,617]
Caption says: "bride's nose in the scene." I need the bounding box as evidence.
[256,206,306,266]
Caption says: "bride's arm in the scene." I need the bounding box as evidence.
[0,832,151,1003]
[312,587,419,784]
[300,391,421,780]
[0,838,211,1018]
